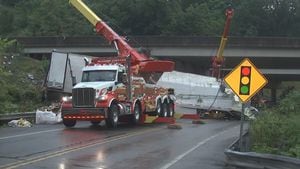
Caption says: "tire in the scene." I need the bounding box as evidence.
[161,101,168,117]
[106,103,119,128]
[197,109,206,118]
[156,100,162,116]
[90,121,101,126]
[168,102,175,117]
[131,103,141,125]
[63,119,76,128]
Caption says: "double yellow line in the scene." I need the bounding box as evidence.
[0,127,163,169]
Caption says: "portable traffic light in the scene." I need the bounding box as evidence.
[239,66,251,95]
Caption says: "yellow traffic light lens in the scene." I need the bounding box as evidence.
[241,77,250,84]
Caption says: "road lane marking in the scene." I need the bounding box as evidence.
[160,126,238,169]
[0,129,62,140]
[0,127,164,169]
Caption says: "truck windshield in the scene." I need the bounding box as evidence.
[82,70,117,82]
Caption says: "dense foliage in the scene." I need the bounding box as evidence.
[0,39,47,114]
[0,0,300,37]
[250,90,300,158]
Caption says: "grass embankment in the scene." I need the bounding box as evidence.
[0,39,48,114]
[250,90,300,158]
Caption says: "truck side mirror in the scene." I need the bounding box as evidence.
[84,57,89,66]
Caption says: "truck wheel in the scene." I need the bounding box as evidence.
[168,102,175,117]
[131,103,141,125]
[156,101,162,116]
[63,119,76,128]
[161,101,168,117]
[106,103,119,128]
[197,109,206,118]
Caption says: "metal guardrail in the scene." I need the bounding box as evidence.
[0,112,36,123]
[224,132,300,169]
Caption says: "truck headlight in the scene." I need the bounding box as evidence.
[95,88,108,101]
[62,96,72,102]
[96,95,107,101]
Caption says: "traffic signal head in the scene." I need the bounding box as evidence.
[239,66,251,95]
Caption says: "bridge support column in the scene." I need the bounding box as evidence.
[271,88,277,104]
[174,60,196,73]
[175,60,185,72]
[269,81,281,105]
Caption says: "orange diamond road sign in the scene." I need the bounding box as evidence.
[224,58,268,103]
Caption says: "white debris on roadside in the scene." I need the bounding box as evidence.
[8,118,32,127]
[244,106,259,120]
[35,110,62,124]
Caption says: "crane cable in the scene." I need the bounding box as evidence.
[206,3,233,114]
[207,65,225,112]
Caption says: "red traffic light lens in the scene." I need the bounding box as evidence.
[241,67,250,75]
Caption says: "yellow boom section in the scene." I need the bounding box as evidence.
[216,37,227,61]
[69,0,101,26]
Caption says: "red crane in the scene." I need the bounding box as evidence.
[69,0,174,74]
[212,6,234,79]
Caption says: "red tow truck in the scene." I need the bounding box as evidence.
[61,0,176,128]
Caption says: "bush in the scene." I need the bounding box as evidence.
[250,90,300,158]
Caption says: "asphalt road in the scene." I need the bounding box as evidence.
[0,116,239,169]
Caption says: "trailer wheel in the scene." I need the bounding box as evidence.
[63,119,76,128]
[106,103,119,128]
[168,102,175,117]
[197,109,207,118]
[131,103,141,125]
[162,101,168,117]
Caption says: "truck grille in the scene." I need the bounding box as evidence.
[72,88,95,107]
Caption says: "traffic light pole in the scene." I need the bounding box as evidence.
[239,103,245,152]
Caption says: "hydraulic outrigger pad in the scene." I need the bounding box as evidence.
[139,60,175,73]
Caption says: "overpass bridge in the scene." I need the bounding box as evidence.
[17,36,300,84]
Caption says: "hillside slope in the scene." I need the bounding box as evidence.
[0,39,48,114]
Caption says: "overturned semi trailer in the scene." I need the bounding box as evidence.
[45,51,91,101]
[157,71,243,119]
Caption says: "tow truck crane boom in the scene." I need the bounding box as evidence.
[212,6,234,79]
[69,0,174,74]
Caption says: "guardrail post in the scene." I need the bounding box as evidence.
[239,103,246,152]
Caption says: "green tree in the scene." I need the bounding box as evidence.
[0,5,14,36]
[232,0,300,37]
[86,0,172,35]
[1,0,300,37]
[162,1,226,35]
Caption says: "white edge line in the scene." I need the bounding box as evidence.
[0,129,62,140]
[160,128,233,169]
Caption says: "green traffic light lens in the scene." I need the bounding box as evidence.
[240,86,249,94]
